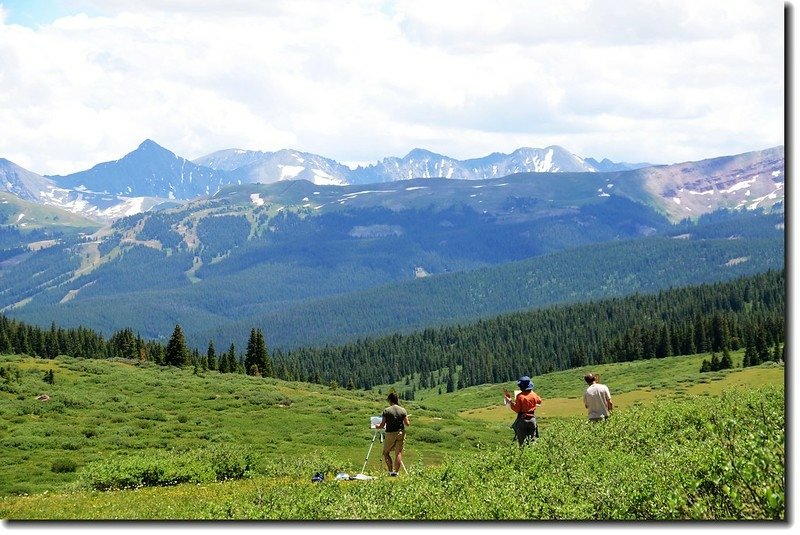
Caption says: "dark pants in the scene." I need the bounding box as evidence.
[512,414,538,446]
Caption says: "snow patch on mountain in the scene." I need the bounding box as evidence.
[279,165,304,179]
[726,177,757,193]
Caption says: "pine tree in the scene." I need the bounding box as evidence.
[165,324,190,367]
[772,340,782,362]
[754,329,770,364]
[743,338,757,367]
[244,328,272,377]
[710,312,729,352]
[45,323,59,359]
[137,334,148,362]
[720,348,733,370]
[217,346,229,373]
[656,323,672,358]
[14,327,30,356]
[226,344,237,374]
[206,340,217,371]
[0,327,12,354]
[694,315,708,354]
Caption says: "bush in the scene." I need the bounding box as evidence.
[51,459,78,473]
[414,429,444,444]
[77,444,256,491]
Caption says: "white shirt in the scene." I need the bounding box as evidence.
[584,383,612,419]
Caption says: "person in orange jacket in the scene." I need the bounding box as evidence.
[503,375,542,446]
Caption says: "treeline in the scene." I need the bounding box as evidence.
[0,315,277,379]
[0,270,785,392]
[270,270,785,390]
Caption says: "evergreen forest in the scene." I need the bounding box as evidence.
[1,270,784,393]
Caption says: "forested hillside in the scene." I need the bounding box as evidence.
[3,208,783,350]
[1,270,784,395]
[270,270,784,390]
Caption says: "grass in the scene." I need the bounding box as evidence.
[0,384,784,520]
[0,354,504,497]
[0,351,785,520]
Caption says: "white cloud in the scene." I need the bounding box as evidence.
[0,0,785,175]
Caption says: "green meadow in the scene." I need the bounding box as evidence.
[0,350,785,520]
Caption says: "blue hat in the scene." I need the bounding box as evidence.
[517,376,534,391]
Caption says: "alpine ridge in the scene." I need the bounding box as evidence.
[0,141,784,223]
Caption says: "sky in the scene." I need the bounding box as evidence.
[0,0,786,175]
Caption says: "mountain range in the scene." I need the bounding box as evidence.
[3,140,656,221]
[0,138,786,353]
[1,141,784,224]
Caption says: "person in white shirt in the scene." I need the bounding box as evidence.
[583,373,613,422]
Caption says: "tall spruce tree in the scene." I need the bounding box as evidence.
[165,324,190,367]
[720,348,733,370]
[226,343,237,374]
[206,340,217,371]
[244,328,271,377]
[0,327,13,354]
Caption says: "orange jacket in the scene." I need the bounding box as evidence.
[510,391,542,416]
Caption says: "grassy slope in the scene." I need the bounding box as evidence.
[0,192,101,232]
[0,350,784,519]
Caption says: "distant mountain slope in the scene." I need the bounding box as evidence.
[0,159,56,202]
[0,192,101,231]
[635,146,784,220]
[198,145,647,185]
[191,218,783,349]
[2,142,782,223]
[2,175,783,350]
[584,157,653,172]
[48,139,230,199]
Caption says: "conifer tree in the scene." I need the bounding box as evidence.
[743,338,757,367]
[0,327,12,354]
[656,323,672,358]
[694,315,708,354]
[754,329,770,364]
[772,340,782,362]
[136,334,148,362]
[710,352,721,371]
[217,346,229,373]
[45,323,59,359]
[14,327,30,355]
[244,328,271,377]
[165,324,190,367]
[206,340,217,371]
[720,348,733,370]
[226,343,237,374]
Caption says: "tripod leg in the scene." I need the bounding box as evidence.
[360,431,377,475]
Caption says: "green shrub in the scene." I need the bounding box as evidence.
[208,444,256,480]
[414,430,444,444]
[51,459,79,473]
[77,444,256,491]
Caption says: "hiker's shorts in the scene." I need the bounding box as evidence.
[383,430,405,454]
